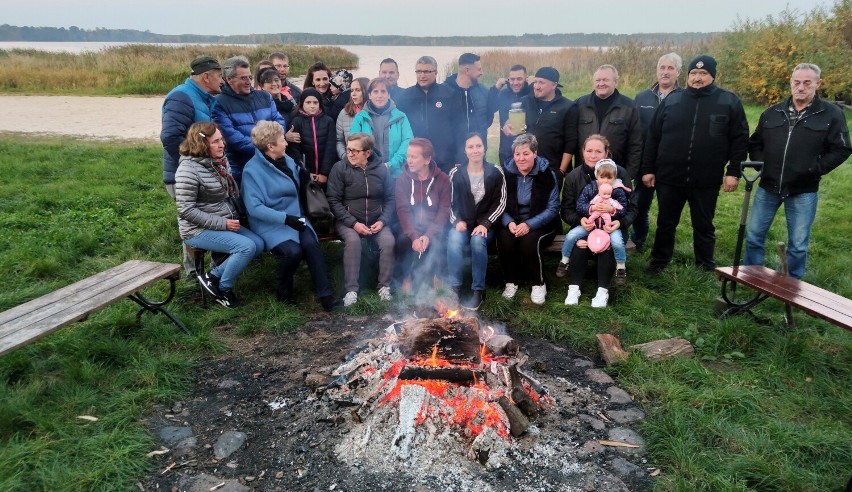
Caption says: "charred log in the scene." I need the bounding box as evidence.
[398,317,482,364]
[398,366,485,384]
[509,364,539,417]
[497,396,530,437]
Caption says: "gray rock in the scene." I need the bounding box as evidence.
[607,408,646,424]
[611,457,644,478]
[179,473,250,492]
[606,386,633,404]
[158,426,193,445]
[585,368,615,385]
[573,358,594,368]
[218,379,241,389]
[607,427,646,456]
[172,436,197,457]
[594,473,631,492]
[213,431,248,459]
[577,439,604,457]
[579,414,607,431]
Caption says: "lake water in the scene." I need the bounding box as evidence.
[0,42,570,86]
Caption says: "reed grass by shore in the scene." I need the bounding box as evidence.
[0,44,358,95]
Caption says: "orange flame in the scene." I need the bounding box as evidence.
[445,309,459,318]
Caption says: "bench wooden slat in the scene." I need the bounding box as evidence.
[0,261,181,356]
[716,265,852,330]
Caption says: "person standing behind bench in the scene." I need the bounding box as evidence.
[744,63,851,278]
[176,122,264,309]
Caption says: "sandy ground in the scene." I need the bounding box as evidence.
[0,94,163,141]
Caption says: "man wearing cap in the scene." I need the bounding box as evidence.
[505,67,578,176]
[160,55,223,278]
[641,54,749,274]
[629,52,684,251]
[743,63,851,278]
[213,55,287,184]
[444,53,494,141]
[575,64,642,180]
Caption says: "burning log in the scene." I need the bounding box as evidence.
[484,334,519,357]
[398,367,485,384]
[398,317,482,364]
[509,364,539,417]
[497,396,530,437]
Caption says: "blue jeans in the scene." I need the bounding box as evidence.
[561,225,626,263]
[744,187,818,279]
[185,228,264,290]
[447,228,494,291]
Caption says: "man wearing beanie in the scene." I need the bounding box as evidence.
[640,54,749,274]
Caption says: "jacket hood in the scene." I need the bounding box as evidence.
[504,155,550,176]
[219,82,249,99]
[365,99,397,116]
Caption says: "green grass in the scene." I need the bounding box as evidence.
[1,108,851,491]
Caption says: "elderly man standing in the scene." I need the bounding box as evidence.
[744,63,851,278]
[630,52,683,251]
[269,51,301,107]
[379,58,405,102]
[504,67,578,176]
[491,64,532,165]
[575,64,642,180]
[397,55,465,172]
[213,56,287,183]
[641,55,749,274]
[444,53,494,140]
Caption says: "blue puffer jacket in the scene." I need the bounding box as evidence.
[212,84,287,179]
[241,148,315,250]
[160,78,216,185]
[350,101,413,177]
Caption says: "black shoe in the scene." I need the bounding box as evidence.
[645,263,666,276]
[555,260,569,278]
[215,288,241,308]
[614,268,627,286]
[462,290,484,310]
[319,295,341,312]
[199,272,221,298]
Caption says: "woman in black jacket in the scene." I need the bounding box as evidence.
[446,133,507,309]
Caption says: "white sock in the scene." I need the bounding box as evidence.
[561,256,569,264]
[616,262,625,270]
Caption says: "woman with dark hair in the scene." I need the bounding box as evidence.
[336,76,369,160]
[286,88,337,185]
[497,133,561,305]
[326,133,396,306]
[241,121,337,311]
[446,133,507,310]
[176,121,264,308]
[300,62,348,119]
[254,60,273,90]
[258,68,295,120]
[350,77,414,178]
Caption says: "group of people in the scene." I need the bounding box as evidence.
[161,49,850,310]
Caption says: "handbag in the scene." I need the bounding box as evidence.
[304,180,334,234]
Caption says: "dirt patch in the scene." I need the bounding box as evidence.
[141,312,652,491]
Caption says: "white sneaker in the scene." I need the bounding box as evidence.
[531,284,547,305]
[564,285,581,305]
[343,291,358,307]
[591,287,609,308]
[502,283,519,299]
[378,286,392,301]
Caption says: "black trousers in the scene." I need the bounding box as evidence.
[496,226,556,286]
[650,183,719,270]
[568,246,616,289]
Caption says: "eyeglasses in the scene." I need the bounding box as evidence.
[346,148,366,154]
[414,70,437,75]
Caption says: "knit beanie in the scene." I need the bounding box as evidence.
[687,55,717,79]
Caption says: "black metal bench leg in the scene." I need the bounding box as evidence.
[715,279,772,324]
[127,274,192,335]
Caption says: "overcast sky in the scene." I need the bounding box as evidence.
[4,0,835,36]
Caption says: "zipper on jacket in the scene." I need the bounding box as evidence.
[362,167,369,226]
[776,107,823,197]
[685,99,700,183]
[311,116,319,174]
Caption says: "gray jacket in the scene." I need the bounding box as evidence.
[336,110,357,160]
[174,154,239,240]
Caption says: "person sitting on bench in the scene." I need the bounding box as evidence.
[176,122,264,309]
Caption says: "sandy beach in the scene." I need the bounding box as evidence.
[0,94,164,141]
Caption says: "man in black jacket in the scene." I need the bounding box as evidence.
[397,55,465,173]
[641,55,749,273]
[744,63,851,278]
[574,64,642,180]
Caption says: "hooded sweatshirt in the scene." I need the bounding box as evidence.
[394,159,452,241]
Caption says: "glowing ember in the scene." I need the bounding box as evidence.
[445,309,460,318]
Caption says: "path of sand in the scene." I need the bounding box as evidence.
[0,94,163,141]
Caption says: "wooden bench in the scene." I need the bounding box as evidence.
[715,265,852,331]
[0,260,189,356]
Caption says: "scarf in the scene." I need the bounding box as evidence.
[206,156,239,198]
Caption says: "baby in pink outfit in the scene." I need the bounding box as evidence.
[588,182,623,227]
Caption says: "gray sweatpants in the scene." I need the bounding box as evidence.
[335,223,395,293]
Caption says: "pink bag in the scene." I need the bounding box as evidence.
[587,228,611,253]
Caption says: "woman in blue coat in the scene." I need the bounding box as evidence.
[241,121,337,310]
[350,78,414,178]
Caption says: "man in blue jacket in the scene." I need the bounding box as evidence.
[213,56,287,183]
[744,63,851,278]
[160,55,223,197]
